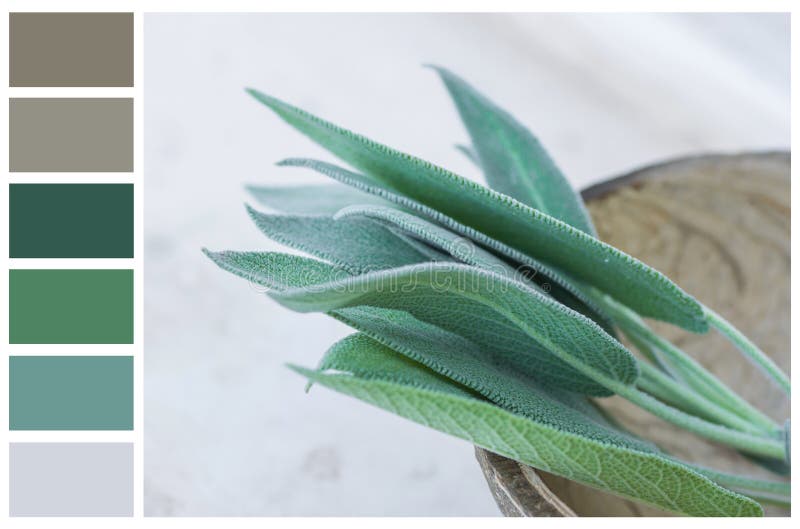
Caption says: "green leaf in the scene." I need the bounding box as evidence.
[246,183,388,215]
[202,249,350,290]
[430,66,597,236]
[278,158,613,330]
[332,204,616,335]
[246,205,428,274]
[333,204,519,277]
[203,250,639,394]
[454,143,481,167]
[334,206,628,338]
[246,88,707,332]
[329,310,652,449]
[316,332,476,398]
[290,336,762,516]
[205,249,611,395]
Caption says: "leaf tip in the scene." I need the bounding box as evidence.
[245,87,285,113]
[201,247,226,268]
[421,63,446,74]
[243,183,261,199]
[276,157,306,168]
[243,202,260,219]
[244,86,264,99]
[424,64,459,84]
[286,363,315,379]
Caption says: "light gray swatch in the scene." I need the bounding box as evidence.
[9,98,133,172]
[10,443,133,516]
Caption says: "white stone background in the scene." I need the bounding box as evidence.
[143,13,790,516]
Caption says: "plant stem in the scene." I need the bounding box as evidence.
[623,324,686,382]
[591,290,780,433]
[704,306,790,395]
[613,385,785,460]
[636,366,703,415]
[738,492,790,509]
[637,362,768,436]
[683,463,790,497]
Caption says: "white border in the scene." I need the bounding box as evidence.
[0,0,796,526]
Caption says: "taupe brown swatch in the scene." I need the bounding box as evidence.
[10,12,133,87]
[9,98,133,172]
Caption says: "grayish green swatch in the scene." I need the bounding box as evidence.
[10,13,133,87]
[9,98,133,172]
[10,356,133,430]
[10,443,133,516]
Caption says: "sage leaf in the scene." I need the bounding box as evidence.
[246,183,388,215]
[246,89,707,332]
[316,332,477,398]
[246,205,427,274]
[455,143,481,167]
[203,249,350,290]
[278,158,612,330]
[205,249,612,395]
[333,204,517,276]
[430,65,597,236]
[334,206,617,338]
[333,204,616,335]
[203,250,639,393]
[329,309,652,451]
[290,335,762,516]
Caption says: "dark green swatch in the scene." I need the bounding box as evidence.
[10,184,133,258]
[9,269,133,344]
[10,13,133,87]
[10,356,133,430]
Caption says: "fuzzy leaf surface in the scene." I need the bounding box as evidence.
[246,205,427,274]
[291,335,761,516]
[278,158,613,329]
[327,313,651,449]
[246,89,706,332]
[431,66,596,236]
[204,250,639,393]
[333,204,517,276]
[206,250,612,394]
[247,183,388,215]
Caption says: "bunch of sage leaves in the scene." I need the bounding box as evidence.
[206,67,790,516]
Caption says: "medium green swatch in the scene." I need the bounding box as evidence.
[10,356,133,430]
[10,184,133,258]
[9,269,133,344]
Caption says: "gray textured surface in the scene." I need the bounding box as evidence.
[144,13,788,516]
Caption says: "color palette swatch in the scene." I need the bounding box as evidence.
[9,12,133,87]
[10,184,134,258]
[9,98,134,172]
[10,356,133,430]
[7,11,137,518]
[9,269,134,344]
[10,443,134,516]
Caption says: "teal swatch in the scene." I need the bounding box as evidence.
[10,356,133,430]
[9,269,133,344]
